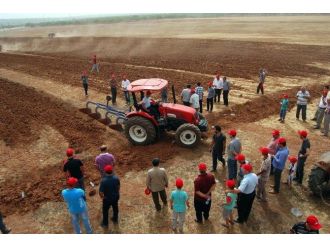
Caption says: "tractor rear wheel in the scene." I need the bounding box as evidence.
[125,116,156,145]
[175,123,201,148]
[308,166,328,196]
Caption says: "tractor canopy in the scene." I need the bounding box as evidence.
[127,78,168,92]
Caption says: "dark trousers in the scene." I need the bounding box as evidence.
[83,83,88,96]
[223,90,229,106]
[212,150,225,170]
[0,212,7,233]
[237,191,255,222]
[124,91,130,104]
[257,82,264,94]
[214,89,222,102]
[194,199,211,222]
[274,168,283,193]
[270,157,274,175]
[183,101,190,106]
[111,87,117,104]
[199,100,203,113]
[296,157,307,184]
[102,199,119,226]
[207,98,213,111]
[227,158,238,180]
[296,104,307,121]
[152,190,167,211]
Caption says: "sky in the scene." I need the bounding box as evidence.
[0,0,329,19]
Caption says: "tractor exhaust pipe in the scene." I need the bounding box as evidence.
[172,85,177,104]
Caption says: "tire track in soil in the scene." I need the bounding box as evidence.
[0,78,182,216]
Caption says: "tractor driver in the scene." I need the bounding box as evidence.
[141,90,160,119]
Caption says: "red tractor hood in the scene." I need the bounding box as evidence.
[160,103,198,123]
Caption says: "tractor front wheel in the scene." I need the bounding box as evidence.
[175,123,201,148]
[125,116,156,145]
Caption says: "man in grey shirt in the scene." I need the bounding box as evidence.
[181,85,191,106]
[227,129,242,180]
[296,86,310,122]
[207,82,215,112]
[146,158,169,211]
[222,77,231,106]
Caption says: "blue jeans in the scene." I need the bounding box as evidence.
[227,158,237,180]
[70,210,93,234]
[123,91,130,104]
[280,109,287,120]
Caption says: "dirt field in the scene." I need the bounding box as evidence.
[0,15,330,234]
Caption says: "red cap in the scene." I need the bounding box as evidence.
[66,148,74,157]
[306,215,322,230]
[191,89,196,94]
[259,147,270,155]
[278,137,286,144]
[272,129,280,136]
[104,165,113,173]
[198,163,207,171]
[283,94,288,99]
[235,154,245,161]
[228,129,237,137]
[226,179,235,188]
[242,163,252,173]
[208,82,213,87]
[176,178,184,188]
[288,156,298,163]
[146,90,152,96]
[298,130,308,138]
[67,177,78,187]
[144,188,151,195]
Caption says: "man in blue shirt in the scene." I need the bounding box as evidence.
[99,165,120,228]
[269,137,289,194]
[62,177,93,234]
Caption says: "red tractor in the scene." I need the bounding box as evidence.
[125,78,208,148]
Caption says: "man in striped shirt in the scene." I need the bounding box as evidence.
[290,215,322,234]
[195,82,204,113]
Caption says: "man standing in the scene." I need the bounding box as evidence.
[62,177,93,234]
[210,125,226,172]
[227,129,242,180]
[146,158,168,211]
[257,68,267,94]
[95,145,116,177]
[161,86,168,103]
[295,130,311,185]
[311,85,328,121]
[226,163,258,224]
[323,97,330,137]
[314,90,328,129]
[109,74,117,105]
[296,86,310,122]
[189,89,200,112]
[195,82,204,113]
[121,74,130,105]
[99,165,120,228]
[267,129,280,175]
[90,55,99,73]
[181,85,191,106]
[206,82,215,112]
[290,215,322,234]
[81,70,89,96]
[256,147,272,202]
[222,77,231,106]
[213,73,223,103]
[0,212,11,234]
[269,137,289,194]
[63,148,85,190]
[193,163,216,223]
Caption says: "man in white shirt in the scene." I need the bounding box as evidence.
[314,90,328,129]
[213,74,223,103]
[181,85,191,106]
[296,87,310,122]
[121,74,130,104]
[189,89,200,112]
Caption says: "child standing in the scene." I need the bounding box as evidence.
[170,178,189,233]
[221,179,237,228]
[279,94,289,123]
[284,156,297,188]
[256,147,272,202]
